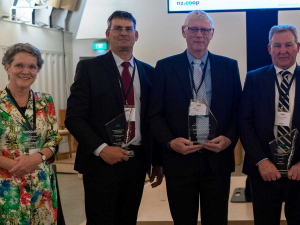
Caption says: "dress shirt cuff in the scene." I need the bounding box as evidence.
[166,140,173,151]
[94,143,108,156]
[256,158,268,166]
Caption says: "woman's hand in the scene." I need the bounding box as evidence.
[9,155,41,177]
[0,156,19,171]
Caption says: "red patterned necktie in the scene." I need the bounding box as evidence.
[121,62,135,141]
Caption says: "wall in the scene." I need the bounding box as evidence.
[75,0,300,87]
[76,0,247,84]
[66,0,106,76]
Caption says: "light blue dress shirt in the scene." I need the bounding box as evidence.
[186,50,212,108]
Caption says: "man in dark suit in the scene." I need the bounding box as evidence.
[240,24,300,225]
[148,10,242,225]
[65,11,163,225]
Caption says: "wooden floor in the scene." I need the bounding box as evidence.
[136,176,287,225]
[58,154,286,225]
[79,176,287,225]
[54,153,77,174]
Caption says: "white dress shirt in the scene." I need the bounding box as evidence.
[94,52,142,156]
[274,63,296,138]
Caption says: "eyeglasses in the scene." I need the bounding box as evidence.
[109,27,134,33]
[13,63,38,73]
[187,27,212,35]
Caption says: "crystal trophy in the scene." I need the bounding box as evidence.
[188,99,218,144]
[105,110,135,157]
[269,128,298,177]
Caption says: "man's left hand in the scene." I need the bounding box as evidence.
[288,161,300,181]
[150,165,164,188]
[202,135,231,153]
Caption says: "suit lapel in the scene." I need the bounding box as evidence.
[174,51,193,100]
[292,65,300,126]
[209,53,223,113]
[102,51,124,110]
[25,90,46,118]
[0,89,27,129]
[135,60,150,123]
[264,65,276,117]
[0,89,47,130]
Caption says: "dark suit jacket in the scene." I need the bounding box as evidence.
[240,64,300,176]
[65,51,162,175]
[148,50,242,177]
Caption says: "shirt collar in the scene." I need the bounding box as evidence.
[274,63,297,75]
[111,51,135,68]
[186,50,208,65]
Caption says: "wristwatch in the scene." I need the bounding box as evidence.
[37,152,46,162]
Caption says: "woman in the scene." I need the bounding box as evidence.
[0,43,62,224]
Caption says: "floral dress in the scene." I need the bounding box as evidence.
[0,89,62,225]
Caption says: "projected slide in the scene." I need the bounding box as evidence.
[169,0,300,12]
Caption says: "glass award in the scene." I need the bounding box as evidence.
[105,113,126,148]
[269,128,298,176]
[188,99,218,144]
[105,111,135,157]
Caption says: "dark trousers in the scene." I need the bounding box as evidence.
[250,175,300,225]
[165,153,231,225]
[83,149,147,225]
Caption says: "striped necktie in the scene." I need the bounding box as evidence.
[193,59,209,143]
[277,70,291,147]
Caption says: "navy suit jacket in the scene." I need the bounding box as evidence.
[240,64,300,176]
[148,51,242,177]
[65,51,162,175]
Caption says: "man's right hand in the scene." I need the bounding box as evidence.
[170,138,202,155]
[99,146,130,165]
[257,159,281,181]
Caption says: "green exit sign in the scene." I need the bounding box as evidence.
[93,42,107,50]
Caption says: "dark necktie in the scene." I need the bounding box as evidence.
[121,62,135,142]
[277,71,291,146]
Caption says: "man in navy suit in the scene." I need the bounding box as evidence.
[65,11,163,225]
[148,10,241,225]
[240,24,300,225]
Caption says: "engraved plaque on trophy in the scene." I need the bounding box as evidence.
[269,128,298,176]
[105,113,127,148]
[105,110,135,157]
[188,99,218,144]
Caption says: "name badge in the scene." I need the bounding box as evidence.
[189,101,207,116]
[125,106,135,122]
[275,112,291,127]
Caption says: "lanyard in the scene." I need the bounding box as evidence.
[118,59,136,105]
[5,87,36,131]
[274,72,295,104]
[188,54,209,96]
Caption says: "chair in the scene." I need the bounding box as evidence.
[58,109,73,158]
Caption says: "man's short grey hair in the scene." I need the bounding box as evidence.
[269,24,298,44]
[2,43,44,71]
[183,10,214,29]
